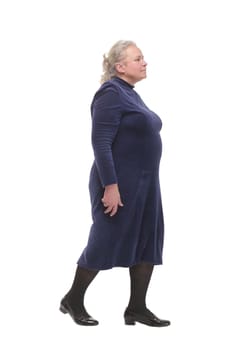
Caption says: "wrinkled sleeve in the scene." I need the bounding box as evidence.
[91,87,122,187]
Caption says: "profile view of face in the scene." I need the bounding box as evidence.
[118,45,147,85]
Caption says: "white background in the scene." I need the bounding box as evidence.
[1,0,233,349]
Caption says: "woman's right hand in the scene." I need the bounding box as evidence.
[101,184,124,217]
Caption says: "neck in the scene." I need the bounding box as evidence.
[115,75,136,86]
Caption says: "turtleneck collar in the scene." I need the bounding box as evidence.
[112,76,135,89]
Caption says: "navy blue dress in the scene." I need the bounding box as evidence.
[78,77,164,270]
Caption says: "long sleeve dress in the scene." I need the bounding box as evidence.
[77,77,164,270]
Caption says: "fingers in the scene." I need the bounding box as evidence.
[101,200,108,207]
[119,199,124,207]
[104,205,118,217]
[102,200,124,216]
[101,194,124,216]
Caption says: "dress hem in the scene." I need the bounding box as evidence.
[77,259,163,271]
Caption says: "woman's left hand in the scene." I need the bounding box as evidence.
[101,183,124,217]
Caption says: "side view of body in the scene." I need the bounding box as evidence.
[60,40,170,327]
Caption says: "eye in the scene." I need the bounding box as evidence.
[134,56,144,62]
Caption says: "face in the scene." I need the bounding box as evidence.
[116,45,147,85]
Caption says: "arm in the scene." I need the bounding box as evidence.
[91,86,121,186]
[91,86,123,216]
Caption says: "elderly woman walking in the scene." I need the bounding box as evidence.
[60,40,170,327]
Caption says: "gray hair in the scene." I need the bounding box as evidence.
[100,40,136,84]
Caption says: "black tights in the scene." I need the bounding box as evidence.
[127,262,154,314]
[66,266,99,314]
[65,262,154,314]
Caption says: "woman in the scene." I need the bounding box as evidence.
[60,40,170,327]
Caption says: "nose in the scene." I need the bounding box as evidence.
[142,59,147,66]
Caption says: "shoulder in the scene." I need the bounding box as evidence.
[93,80,120,99]
[91,80,122,110]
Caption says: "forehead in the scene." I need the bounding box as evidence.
[124,45,143,59]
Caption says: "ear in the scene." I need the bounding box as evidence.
[115,62,126,74]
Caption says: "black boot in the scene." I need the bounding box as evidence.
[60,265,99,326]
[124,262,170,327]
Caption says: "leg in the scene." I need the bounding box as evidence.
[127,262,154,314]
[60,265,99,326]
[124,262,170,327]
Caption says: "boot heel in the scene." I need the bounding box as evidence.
[59,304,68,314]
[124,315,136,325]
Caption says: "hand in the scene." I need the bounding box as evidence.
[101,184,124,217]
